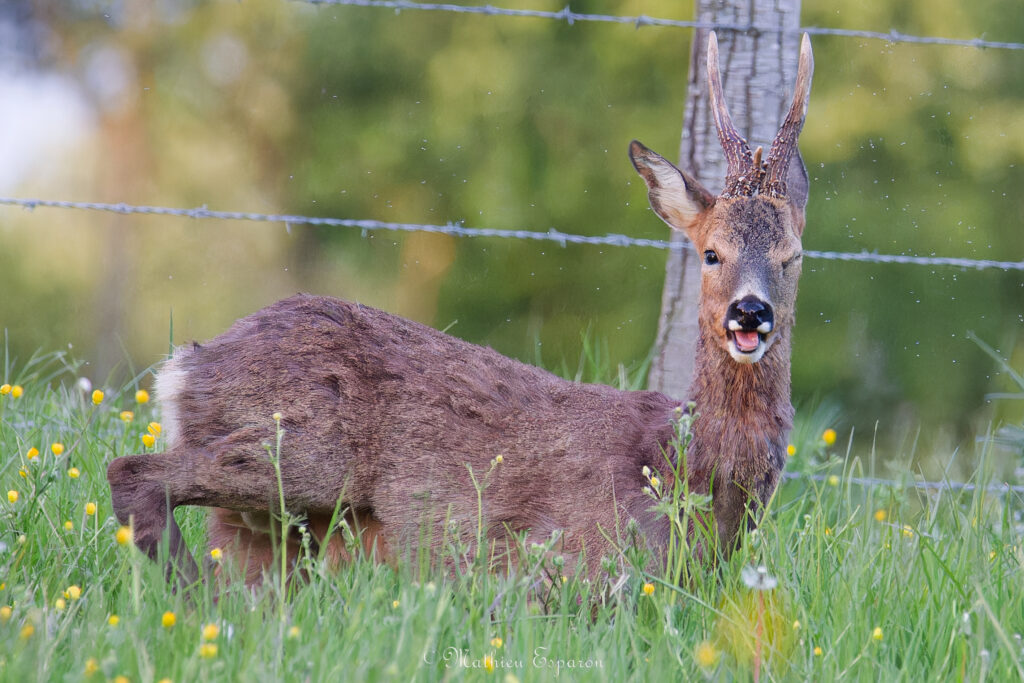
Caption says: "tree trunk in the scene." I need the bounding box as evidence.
[648,0,803,397]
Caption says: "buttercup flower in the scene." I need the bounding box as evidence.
[162,611,176,628]
[109,615,120,626]
[483,655,495,673]
[20,623,34,639]
[136,389,150,404]
[55,598,66,611]
[91,390,104,405]
[26,447,39,460]
[210,547,222,561]
[51,443,65,456]
[67,467,81,479]
[18,468,27,479]
[86,502,97,516]
[202,623,220,641]
[288,625,301,639]
[392,600,400,609]
[120,411,134,423]
[695,640,720,668]
[874,509,887,522]
[7,490,18,504]
[116,526,133,545]
[642,582,655,596]
[147,422,162,436]
[64,521,74,531]
[11,385,23,398]
[872,626,883,641]
[0,384,9,395]
[65,585,82,600]
[822,428,837,446]
[141,434,156,448]
[199,643,218,659]
[787,444,796,456]
[494,454,504,464]
[491,636,503,649]
[827,475,839,487]
[0,606,11,622]
[813,646,823,656]
[84,658,100,676]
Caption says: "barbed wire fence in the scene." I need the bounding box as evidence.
[2,1,1023,496]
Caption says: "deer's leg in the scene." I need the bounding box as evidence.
[107,440,283,584]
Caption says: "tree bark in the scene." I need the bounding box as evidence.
[648,0,803,397]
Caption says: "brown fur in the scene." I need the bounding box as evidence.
[106,32,814,586]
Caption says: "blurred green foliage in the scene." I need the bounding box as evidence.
[0,0,1022,466]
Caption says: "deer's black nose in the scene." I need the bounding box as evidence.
[727,295,774,332]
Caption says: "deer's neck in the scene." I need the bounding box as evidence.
[686,327,793,503]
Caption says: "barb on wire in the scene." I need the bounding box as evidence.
[782,470,1024,495]
[301,0,1024,52]
[2,197,1023,272]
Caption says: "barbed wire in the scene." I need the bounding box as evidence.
[2,197,1023,272]
[301,0,1024,52]
[782,471,1024,495]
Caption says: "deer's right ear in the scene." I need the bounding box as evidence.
[629,140,714,234]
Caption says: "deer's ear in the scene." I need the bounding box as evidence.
[786,149,809,236]
[629,140,714,236]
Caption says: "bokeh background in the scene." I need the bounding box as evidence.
[1,0,1022,472]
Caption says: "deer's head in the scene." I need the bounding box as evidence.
[631,32,814,365]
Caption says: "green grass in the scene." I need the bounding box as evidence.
[0,349,1022,682]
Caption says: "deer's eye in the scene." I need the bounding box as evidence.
[782,254,802,271]
[703,250,720,266]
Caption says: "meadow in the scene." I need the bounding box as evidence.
[0,348,1022,682]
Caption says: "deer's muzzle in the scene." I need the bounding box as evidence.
[724,295,774,362]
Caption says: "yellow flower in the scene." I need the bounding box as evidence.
[288,625,301,639]
[108,615,120,626]
[827,475,839,487]
[202,623,220,641]
[694,640,720,669]
[874,509,887,522]
[148,421,162,436]
[156,679,171,683]
[824,526,832,537]
[11,385,23,398]
[67,467,81,479]
[64,521,74,531]
[7,490,18,504]
[135,389,150,404]
[55,598,66,611]
[650,476,660,489]
[792,619,801,630]
[91,389,104,405]
[26,447,39,459]
[872,626,883,641]
[0,606,11,622]
[822,428,837,446]
[84,658,100,676]
[642,582,655,596]
[483,654,495,673]
[272,412,283,422]
[0,384,9,395]
[210,547,223,561]
[113,677,129,683]
[491,636,503,649]
[199,643,218,659]
[813,646,823,656]
[120,411,134,423]
[20,623,34,639]
[51,442,65,456]
[392,600,400,609]
[495,454,504,464]
[65,585,82,600]
[86,502,97,516]
[786,444,796,457]
[141,434,156,448]
[161,611,176,628]
[901,525,914,538]
[18,468,27,479]
[989,550,997,562]
[116,526,133,546]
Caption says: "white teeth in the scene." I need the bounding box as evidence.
[727,320,743,331]
[757,321,773,334]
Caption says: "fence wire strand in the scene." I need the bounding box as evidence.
[2,197,1023,272]
[301,0,1024,52]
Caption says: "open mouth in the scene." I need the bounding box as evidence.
[728,329,764,354]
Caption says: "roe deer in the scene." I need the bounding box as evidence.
[107,32,813,586]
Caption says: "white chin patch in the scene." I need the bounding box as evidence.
[727,335,768,364]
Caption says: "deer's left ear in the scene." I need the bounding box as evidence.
[629,140,714,237]
[786,149,809,236]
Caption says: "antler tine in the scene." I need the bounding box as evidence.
[764,33,814,197]
[706,32,754,196]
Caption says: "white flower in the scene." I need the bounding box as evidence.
[741,565,778,591]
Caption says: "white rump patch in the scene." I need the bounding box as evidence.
[153,351,189,450]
